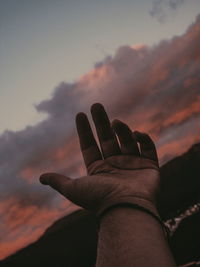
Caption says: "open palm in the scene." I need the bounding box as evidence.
[40,103,160,216]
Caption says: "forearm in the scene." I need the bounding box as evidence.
[96,207,177,267]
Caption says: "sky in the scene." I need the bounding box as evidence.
[0,0,200,260]
[0,0,200,133]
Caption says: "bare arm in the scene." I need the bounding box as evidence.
[97,207,176,267]
[40,103,177,267]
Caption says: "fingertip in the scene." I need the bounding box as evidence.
[39,172,57,185]
[111,119,131,133]
[76,112,87,122]
[134,130,142,136]
[111,119,122,127]
[90,103,104,114]
[133,130,140,139]
[75,112,91,134]
[134,131,150,141]
[39,173,50,185]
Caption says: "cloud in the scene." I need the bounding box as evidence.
[0,14,200,259]
[150,0,186,23]
[0,196,77,259]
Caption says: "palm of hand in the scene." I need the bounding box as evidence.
[63,155,159,212]
[40,104,160,215]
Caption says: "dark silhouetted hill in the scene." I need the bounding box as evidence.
[170,211,200,266]
[0,210,98,267]
[158,143,200,220]
[1,143,200,267]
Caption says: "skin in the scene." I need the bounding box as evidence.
[40,103,177,267]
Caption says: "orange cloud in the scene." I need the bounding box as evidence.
[0,196,78,259]
[0,227,43,260]
[163,96,200,127]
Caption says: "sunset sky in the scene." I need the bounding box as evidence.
[1,0,200,133]
[0,0,200,260]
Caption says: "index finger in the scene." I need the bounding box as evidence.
[76,112,102,168]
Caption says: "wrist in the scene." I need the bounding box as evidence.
[97,201,169,239]
[97,195,158,218]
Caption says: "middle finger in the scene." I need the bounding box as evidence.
[91,103,121,158]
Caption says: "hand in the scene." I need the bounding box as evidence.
[40,103,160,216]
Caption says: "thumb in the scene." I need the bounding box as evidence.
[39,172,74,197]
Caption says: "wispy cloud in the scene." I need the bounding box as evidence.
[150,0,186,23]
